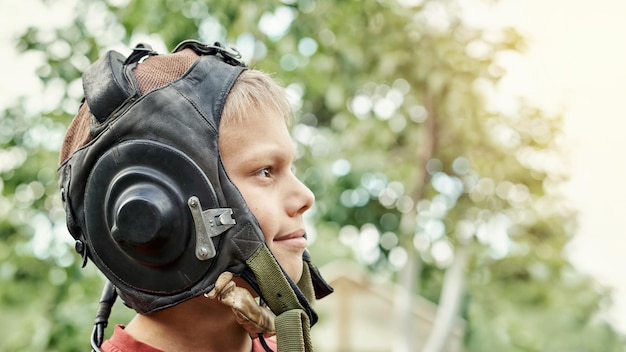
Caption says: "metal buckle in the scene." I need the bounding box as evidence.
[173,39,246,67]
[187,196,236,260]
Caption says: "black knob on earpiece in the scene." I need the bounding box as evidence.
[112,183,173,247]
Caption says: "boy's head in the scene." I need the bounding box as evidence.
[58,40,331,327]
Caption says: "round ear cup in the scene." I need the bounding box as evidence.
[84,140,219,293]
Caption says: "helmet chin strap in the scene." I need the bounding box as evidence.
[246,245,316,352]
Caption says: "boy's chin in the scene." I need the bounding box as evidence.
[286,262,305,284]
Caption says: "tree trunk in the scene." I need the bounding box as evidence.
[393,249,420,352]
[421,245,469,352]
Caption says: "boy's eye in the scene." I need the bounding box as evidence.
[256,167,271,177]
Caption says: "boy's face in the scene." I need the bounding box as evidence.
[219,110,314,283]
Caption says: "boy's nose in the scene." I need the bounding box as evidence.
[288,175,315,216]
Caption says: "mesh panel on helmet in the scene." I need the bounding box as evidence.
[59,103,91,164]
[134,49,199,95]
[59,48,200,165]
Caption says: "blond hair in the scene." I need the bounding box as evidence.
[221,70,292,128]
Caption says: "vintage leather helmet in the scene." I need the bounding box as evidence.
[57,40,332,351]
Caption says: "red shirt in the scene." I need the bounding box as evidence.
[101,325,277,352]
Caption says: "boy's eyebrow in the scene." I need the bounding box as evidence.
[244,143,296,164]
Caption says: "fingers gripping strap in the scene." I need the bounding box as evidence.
[247,245,315,351]
[275,310,312,352]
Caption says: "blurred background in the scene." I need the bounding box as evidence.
[1,0,625,351]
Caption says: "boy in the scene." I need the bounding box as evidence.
[57,40,332,352]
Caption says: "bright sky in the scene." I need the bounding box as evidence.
[489,0,626,332]
[2,0,626,333]
[0,1,74,109]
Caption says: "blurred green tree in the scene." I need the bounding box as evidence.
[1,0,623,351]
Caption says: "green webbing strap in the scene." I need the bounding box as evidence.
[247,245,314,352]
[275,309,312,352]
[297,261,316,304]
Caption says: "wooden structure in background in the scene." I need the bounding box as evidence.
[311,261,465,352]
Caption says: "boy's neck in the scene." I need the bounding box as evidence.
[125,295,252,352]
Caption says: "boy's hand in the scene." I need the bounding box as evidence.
[207,272,276,338]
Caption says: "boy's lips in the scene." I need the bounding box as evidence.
[274,230,308,249]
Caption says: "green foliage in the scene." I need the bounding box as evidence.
[1,0,623,350]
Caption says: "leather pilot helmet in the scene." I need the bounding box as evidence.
[57,40,332,349]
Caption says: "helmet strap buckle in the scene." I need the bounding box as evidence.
[187,196,236,260]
